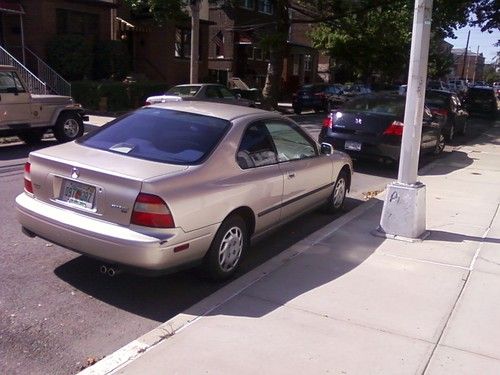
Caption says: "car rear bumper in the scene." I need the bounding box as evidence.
[320,134,401,161]
[16,193,217,271]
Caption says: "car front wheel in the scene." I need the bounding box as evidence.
[54,112,84,143]
[203,215,249,280]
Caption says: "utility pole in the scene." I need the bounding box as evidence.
[460,30,470,80]
[472,45,480,84]
[189,0,200,84]
[375,0,433,241]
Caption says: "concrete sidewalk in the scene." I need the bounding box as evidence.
[82,122,500,375]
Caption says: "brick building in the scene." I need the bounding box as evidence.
[451,48,485,82]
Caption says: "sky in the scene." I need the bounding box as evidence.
[445,26,499,63]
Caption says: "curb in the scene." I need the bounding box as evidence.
[78,197,381,375]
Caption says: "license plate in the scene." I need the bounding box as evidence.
[60,180,96,209]
[345,140,362,151]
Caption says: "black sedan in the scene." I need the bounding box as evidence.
[319,94,445,164]
[426,90,468,141]
[464,86,499,118]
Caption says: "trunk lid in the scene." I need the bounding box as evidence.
[333,111,398,137]
[28,142,188,226]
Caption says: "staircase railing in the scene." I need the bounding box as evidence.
[0,46,47,94]
[24,47,71,97]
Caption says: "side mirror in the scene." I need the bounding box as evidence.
[320,142,334,155]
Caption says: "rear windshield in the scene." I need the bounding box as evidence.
[79,108,231,165]
[166,85,200,97]
[343,96,405,116]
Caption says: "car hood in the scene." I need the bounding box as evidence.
[31,95,73,105]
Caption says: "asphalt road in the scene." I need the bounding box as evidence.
[0,113,495,375]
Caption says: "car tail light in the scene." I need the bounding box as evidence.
[144,101,151,106]
[431,108,448,117]
[131,193,175,228]
[24,162,33,194]
[383,121,404,136]
[315,92,326,98]
[322,115,334,129]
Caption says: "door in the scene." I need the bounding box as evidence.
[0,71,32,127]
[264,120,333,220]
[236,122,284,234]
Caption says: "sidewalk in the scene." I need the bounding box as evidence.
[82,121,500,375]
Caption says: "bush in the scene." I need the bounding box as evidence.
[71,81,171,111]
[47,35,93,81]
[93,41,130,80]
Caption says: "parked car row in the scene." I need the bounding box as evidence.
[292,83,372,114]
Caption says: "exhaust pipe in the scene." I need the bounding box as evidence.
[107,267,121,277]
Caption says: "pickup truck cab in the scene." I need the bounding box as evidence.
[0,65,88,144]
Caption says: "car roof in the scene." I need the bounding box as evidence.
[146,101,269,121]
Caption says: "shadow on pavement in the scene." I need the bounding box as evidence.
[429,230,500,244]
[419,150,474,176]
[0,140,57,161]
[54,197,366,322]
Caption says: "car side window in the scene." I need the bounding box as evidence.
[218,87,236,99]
[0,72,25,93]
[265,121,317,162]
[237,123,278,169]
[205,86,219,98]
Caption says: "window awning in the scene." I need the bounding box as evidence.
[0,1,24,14]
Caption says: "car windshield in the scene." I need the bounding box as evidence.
[343,96,405,116]
[166,85,201,97]
[79,108,231,165]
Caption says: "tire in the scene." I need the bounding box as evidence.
[433,132,445,155]
[324,170,348,213]
[53,112,84,143]
[18,129,45,145]
[203,215,249,280]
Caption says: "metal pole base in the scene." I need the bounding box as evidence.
[373,181,430,242]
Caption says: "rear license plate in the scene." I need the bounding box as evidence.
[345,140,362,151]
[60,180,96,209]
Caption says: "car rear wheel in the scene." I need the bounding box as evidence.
[203,215,248,280]
[54,112,84,143]
[18,129,45,145]
[324,170,348,213]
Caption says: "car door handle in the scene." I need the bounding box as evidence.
[287,172,296,179]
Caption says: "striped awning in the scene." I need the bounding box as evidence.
[0,1,24,14]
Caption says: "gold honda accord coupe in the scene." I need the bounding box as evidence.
[16,102,352,279]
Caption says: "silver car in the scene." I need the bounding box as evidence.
[145,84,255,107]
[16,102,352,279]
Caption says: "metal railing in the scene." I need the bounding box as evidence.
[24,47,71,97]
[0,46,47,94]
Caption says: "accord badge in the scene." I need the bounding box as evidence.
[71,168,80,179]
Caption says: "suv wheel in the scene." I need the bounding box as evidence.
[54,112,84,143]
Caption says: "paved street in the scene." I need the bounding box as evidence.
[0,113,495,375]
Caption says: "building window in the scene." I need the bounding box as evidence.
[257,0,273,15]
[253,47,263,60]
[213,30,225,58]
[175,28,191,58]
[241,0,255,10]
[304,54,312,72]
[56,9,99,37]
